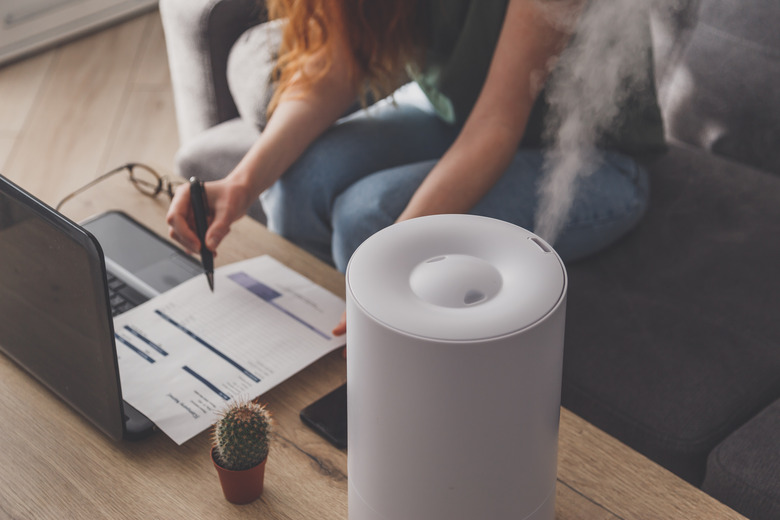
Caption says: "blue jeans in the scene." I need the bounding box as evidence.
[261,85,649,272]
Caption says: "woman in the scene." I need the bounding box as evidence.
[166,0,665,333]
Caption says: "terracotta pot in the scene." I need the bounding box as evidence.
[211,447,267,504]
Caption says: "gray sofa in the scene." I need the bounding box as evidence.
[159,1,780,518]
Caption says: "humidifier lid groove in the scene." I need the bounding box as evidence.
[346,215,566,342]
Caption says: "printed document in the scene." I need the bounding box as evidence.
[113,255,345,444]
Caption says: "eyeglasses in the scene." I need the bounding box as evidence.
[55,163,185,212]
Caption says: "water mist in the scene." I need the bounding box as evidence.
[534,0,679,245]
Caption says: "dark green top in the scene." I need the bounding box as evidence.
[412,0,667,156]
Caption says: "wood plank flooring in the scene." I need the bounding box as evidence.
[0,9,178,207]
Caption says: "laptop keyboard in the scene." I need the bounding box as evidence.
[106,271,147,316]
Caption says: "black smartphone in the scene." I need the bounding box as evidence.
[300,383,348,450]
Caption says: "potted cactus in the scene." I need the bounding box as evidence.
[211,399,273,504]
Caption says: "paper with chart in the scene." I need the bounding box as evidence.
[112,255,345,445]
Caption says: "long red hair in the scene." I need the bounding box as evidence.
[266,0,427,114]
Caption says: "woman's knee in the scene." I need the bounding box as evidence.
[331,200,383,272]
[330,162,432,271]
[261,127,360,238]
[551,154,649,261]
[263,104,452,233]
[468,149,649,263]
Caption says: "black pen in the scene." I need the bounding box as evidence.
[189,177,214,292]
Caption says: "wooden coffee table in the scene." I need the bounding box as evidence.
[0,180,744,519]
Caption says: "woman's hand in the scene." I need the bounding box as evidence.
[166,177,256,255]
[332,310,347,359]
[332,311,347,337]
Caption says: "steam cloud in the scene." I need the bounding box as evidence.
[534,0,680,245]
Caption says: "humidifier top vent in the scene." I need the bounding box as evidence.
[346,214,566,342]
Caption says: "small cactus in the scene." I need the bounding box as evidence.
[212,400,272,471]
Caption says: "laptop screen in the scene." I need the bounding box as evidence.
[0,176,124,440]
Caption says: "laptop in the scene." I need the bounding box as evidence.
[0,174,203,440]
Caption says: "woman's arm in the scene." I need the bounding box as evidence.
[334,0,583,338]
[397,0,581,222]
[166,27,360,253]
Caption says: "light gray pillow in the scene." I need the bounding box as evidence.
[227,19,283,131]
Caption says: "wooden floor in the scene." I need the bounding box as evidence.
[0,8,178,207]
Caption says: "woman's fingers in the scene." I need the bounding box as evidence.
[166,186,202,253]
[332,310,347,336]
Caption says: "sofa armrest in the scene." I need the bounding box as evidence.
[159,0,266,144]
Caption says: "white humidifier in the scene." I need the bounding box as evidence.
[345,214,567,520]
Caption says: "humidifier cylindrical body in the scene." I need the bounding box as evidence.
[346,215,567,520]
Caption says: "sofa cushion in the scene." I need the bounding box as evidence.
[702,399,780,520]
[227,19,282,131]
[159,0,266,143]
[561,142,780,485]
[650,0,700,91]
[660,0,780,173]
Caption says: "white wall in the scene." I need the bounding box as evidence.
[0,0,157,65]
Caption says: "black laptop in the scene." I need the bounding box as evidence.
[0,174,202,440]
